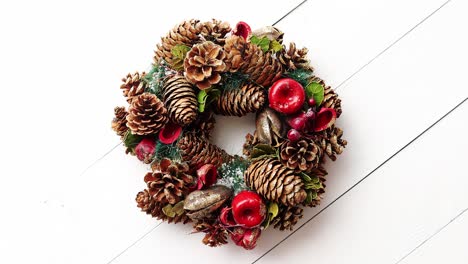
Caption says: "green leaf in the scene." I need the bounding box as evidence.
[250,36,270,52]
[123,131,144,152]
[172,201,185,216]
[305,82,325,106]
[270,40,283,52]
[197,89,209,112]
[162,204,176,218]
[250,144,277,159]
[255,144,276,155]
[263,202,279,229]
[300,172,312,182]
[171,44,190,61]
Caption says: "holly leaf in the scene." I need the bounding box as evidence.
[270,40,283,52]
[305,82,325,106]
[171,44,190,61]
[250,35,270,53]
[123,131,144,152]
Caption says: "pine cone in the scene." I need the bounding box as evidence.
[193,220,228,247]
[244,158,307,206]
[136,190,191,224]
[153,19,202,66]
[177,133,232,168]
[243,133,257,157]
[111,106,128,137]
[272,206,303,231]
[279,138,322,172]
[126,93,168,135]
[184,41,227,89]
[162,75,198,126]
[187,112,216,139]
[120,72,147,103]
[196,19,231,45]
[213,83,266,116]
[241,45,283,87]
[144,158,195,205]
[310,76,342,118]
[314,125,347,161]
[277,42,313,72]
[223,35,255,72]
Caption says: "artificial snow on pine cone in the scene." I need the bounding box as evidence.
[111,19,347,250]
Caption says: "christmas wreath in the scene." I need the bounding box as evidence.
[111,19,346,249]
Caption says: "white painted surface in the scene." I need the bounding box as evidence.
[0,0,467,263]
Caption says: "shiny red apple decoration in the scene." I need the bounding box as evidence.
[268,78,305,115]
[313,107,337,132]
[135,138,156,162]
[232,21,251,40]
[158,122,182,144]
[231,191,266,228]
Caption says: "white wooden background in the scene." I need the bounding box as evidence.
[1,0,467,263]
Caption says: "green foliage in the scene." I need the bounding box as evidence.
[153,140,181,161]
[221,72,249,91]
[250,36,283,53]
[217,157,250,195]
[170,45,190,71]
[284,68,314,87]
[162,201,185,218]
[263,202,279,229]
[197,88,221,113]
[123,131,144,153]
[250,144,277,161]
[301,172,323,205]
[305,82,325,106]
[143,62,168,99]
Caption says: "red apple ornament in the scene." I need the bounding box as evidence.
[158,122,182,144]
[232,21,251,40]
[196,164,217,190]
[135,138,156,162]
[269,78,305,115]
[231,191,266,228]
[313,107,337,132]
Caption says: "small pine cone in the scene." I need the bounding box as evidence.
[120,72,147,103]
[144,158,195,205]
[277,42,313,72]
[162,75,198,126]
[126,93,168,135]
[241,46,283,87]
[177,133,232,168]
[244,158,307,206]
[196,19,231,45]
[243,133,258,157]
[279,138,322,173]
[223,35,255,72]
[193,221,229,247]
[272,206,303,231]
[136,190,191,224]
[153,19,202,65]
[309,76,342,118]
[314,125,347,161]
[184,41,227,89]
[188,112,216,139]
[213,83,266,117]
[111,106,128,137]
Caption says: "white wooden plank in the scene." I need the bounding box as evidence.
[109,0,467,263]
[400,209,468,264]
[257,99,468,264]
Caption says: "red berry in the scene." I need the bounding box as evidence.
[313,107,337,132]
[268,78,305,115]
[287,129,301,142]
[287,112,307,131]
[305,108,316,120]
[232,21,252,40]
[158,122,182,144]
[308,98,316,106]
[231,191,266,228]
[135,138,156,162]
[196,164,217,190]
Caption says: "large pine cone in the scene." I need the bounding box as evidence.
[120,72,147,103]
[177,133,232,168]
[196,19,231,45]
[153,19,202,66]
[242,47,283,87]
[244,158,307,206]
[277,42,313,72]
[136,189,191,224]
[144,158,195,205]
[162,75,198,126]
[184,41,226,89]
[272,206,303,231]
[193,220,229,247]
[213,83,266,116]
[126,93,168,135]
[314,125,347,161]
[279,138,322,173]
[310,76,342,118]
[223,35,255,72]
[111,106,128,137]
